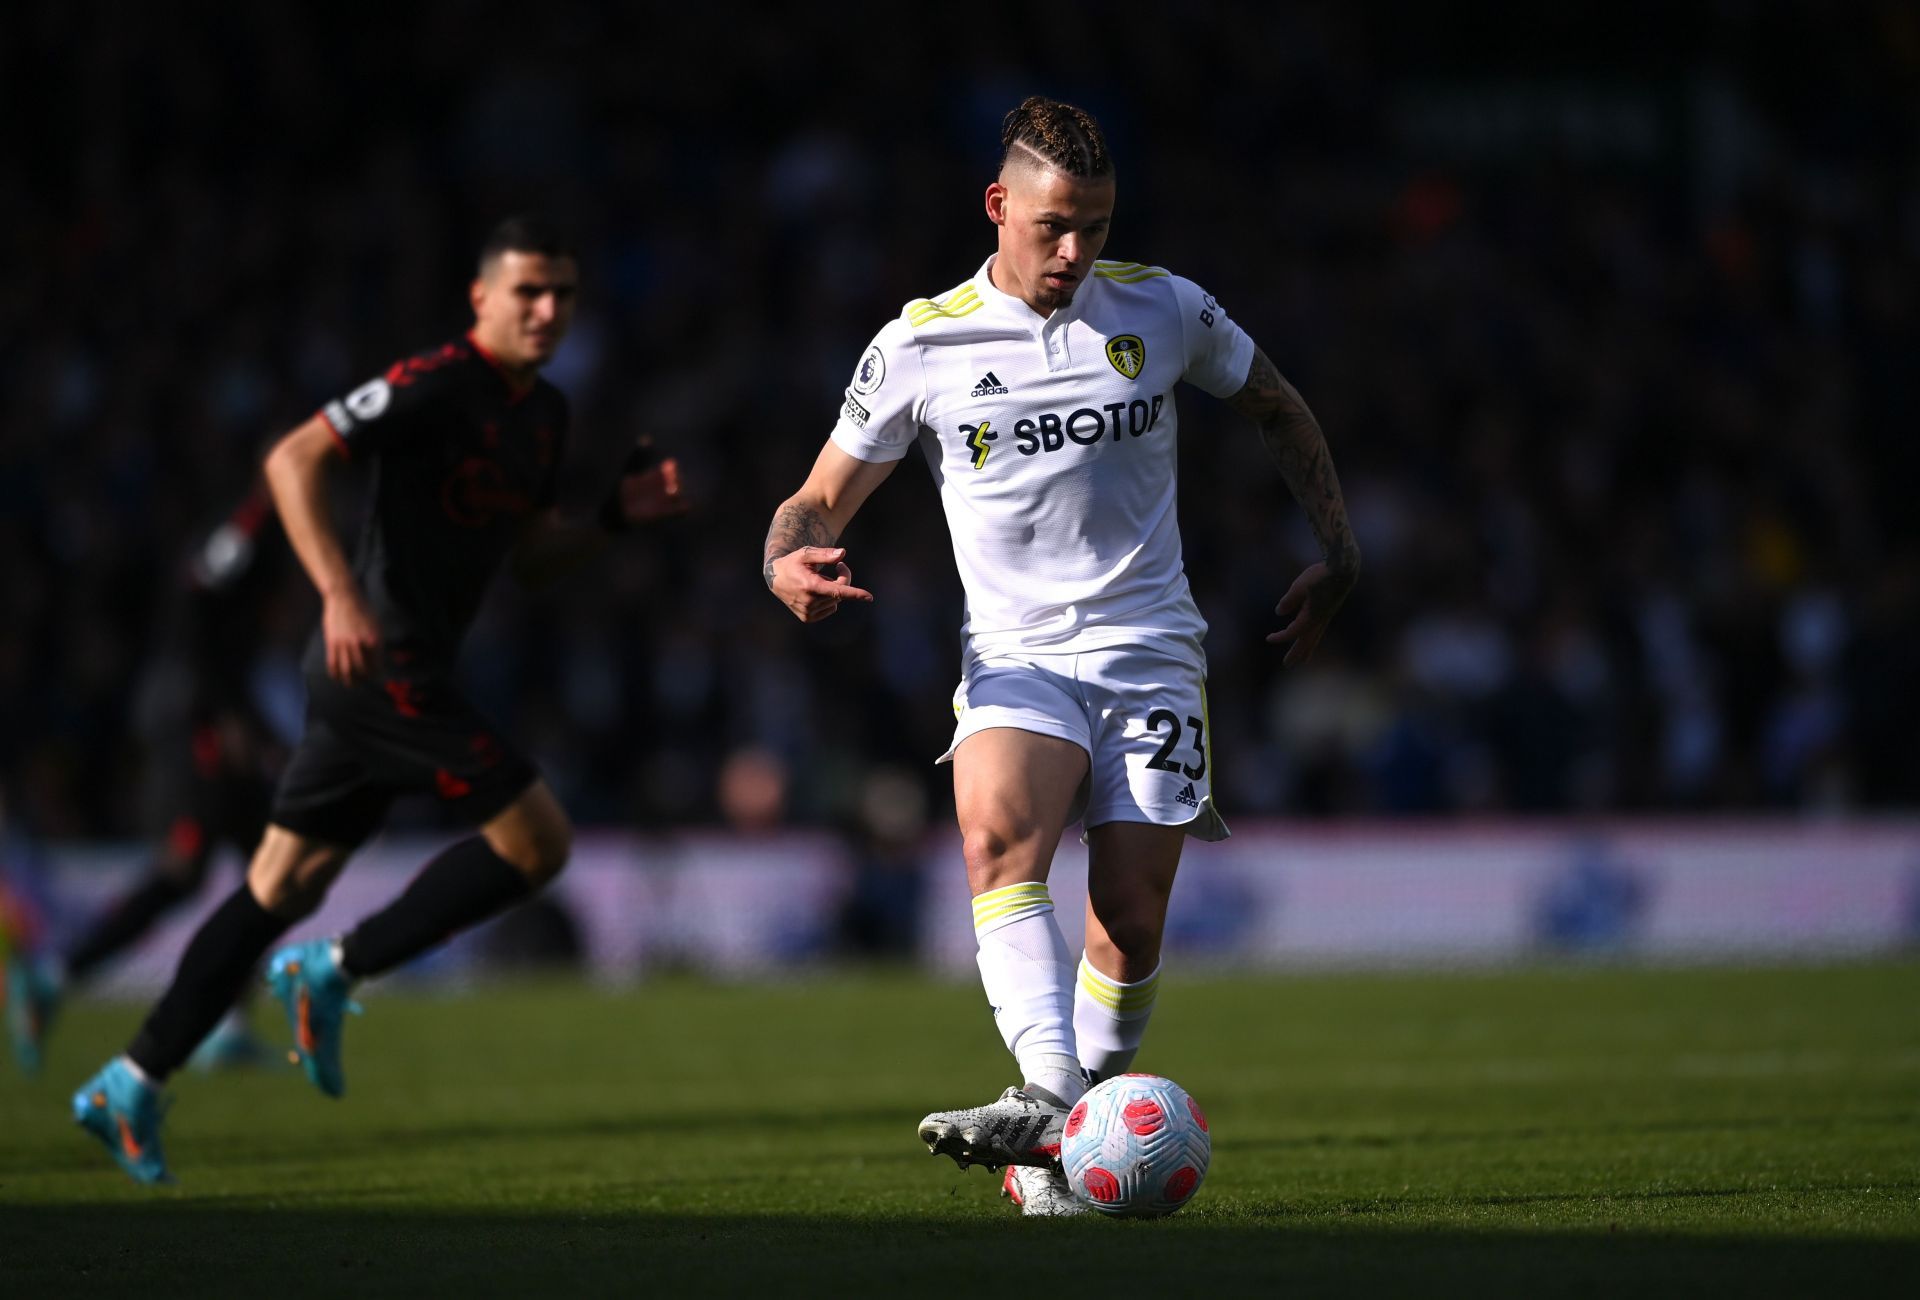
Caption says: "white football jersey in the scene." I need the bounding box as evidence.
[831,254,1254,664]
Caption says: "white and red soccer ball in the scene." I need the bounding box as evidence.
[1060,1073,1211,1217]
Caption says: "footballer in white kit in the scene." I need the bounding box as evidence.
[764,96,1360,1216]
[831,251,1250,843]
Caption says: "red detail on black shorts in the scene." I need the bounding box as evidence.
[167,815,207,862]
[1082,1167,1121,1203]
[469,733,501,767]
[384,681,424,718]
[1122,1099,1166,1136]
[1065,1102,1088,1138]
[1164,1167,1199,1203]
[1186,1095,1209,1133]
[435,769,472,800]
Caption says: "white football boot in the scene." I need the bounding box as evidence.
[1002,1162,1087,1216]
[918,1085,1067,1170]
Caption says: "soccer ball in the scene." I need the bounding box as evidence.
[1060,1073,1211,1217]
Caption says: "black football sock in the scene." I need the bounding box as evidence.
[338,837,532,980]
[64,872,198,982]
[126,885,290,1081]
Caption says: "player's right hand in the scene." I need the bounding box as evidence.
[768,546,875,623]
[322,586,383,684]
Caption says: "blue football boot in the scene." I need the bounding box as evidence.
[72,1058,172,1185]
[266,939,360,1098]
[188,1009,270,1074]
[5,953,61,1075]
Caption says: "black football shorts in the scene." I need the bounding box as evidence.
[269,671,538,848]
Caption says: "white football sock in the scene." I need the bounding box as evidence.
[972,881,1084,1107]
[1074,956,1160,1083]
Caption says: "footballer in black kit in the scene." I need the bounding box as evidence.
[70,216,688,1184]
[270,330,569,847]
[7,485,287,1074]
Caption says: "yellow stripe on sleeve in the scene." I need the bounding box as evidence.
[908,286,983,325]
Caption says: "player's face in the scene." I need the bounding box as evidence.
[470,251,579,368]
[986,165,1114,313]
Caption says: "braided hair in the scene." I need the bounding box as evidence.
[999,96,1113,180]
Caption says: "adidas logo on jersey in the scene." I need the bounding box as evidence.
[971,372,1010,397]
[1174,782,1199,809]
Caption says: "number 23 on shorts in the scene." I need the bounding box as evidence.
[1141,706,1207,780]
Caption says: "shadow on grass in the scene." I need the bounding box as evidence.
[2,1204,1915,1299]
[0,1105,899,1177]
[1222,1110,1920,1156]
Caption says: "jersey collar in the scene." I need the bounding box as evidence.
[975,254,1089,331]
[465,330,538,403]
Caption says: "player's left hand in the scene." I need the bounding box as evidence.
[614,456,688,525]
[1267,561,1358,667]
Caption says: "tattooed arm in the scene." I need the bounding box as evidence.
[1224,346,1362,666]
[763,440,897,623]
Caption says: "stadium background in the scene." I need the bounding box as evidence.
[2,1,1917,972]
[3,6,1918,1292]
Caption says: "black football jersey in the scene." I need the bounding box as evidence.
[312,335,568,672]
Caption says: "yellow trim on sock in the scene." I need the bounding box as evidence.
[1077,958,1160,1012]
[971,882,1052,931]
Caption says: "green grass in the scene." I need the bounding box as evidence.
[3,961,1918,1297]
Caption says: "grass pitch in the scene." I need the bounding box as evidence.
[2,960,1916,1296]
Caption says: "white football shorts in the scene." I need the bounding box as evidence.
[938,646,1229,842]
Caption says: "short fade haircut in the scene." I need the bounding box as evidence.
[477,215,577,276]
[999,96,1113,180]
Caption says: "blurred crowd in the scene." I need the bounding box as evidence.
[3,2,1916,843]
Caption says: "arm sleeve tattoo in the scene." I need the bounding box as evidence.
[1225,348,1361,575]
[762,501,837,589]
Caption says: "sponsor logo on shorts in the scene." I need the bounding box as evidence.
[1105,334,1146,380]
[842,390,871,429]
[851,346,886,395]
[1174,781,1199,808]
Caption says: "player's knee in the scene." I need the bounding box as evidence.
[962,824,1039,892]
[246,830,348,921]
[525,819,572,887]
[250,871,330,921]
[490,814,571,888]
